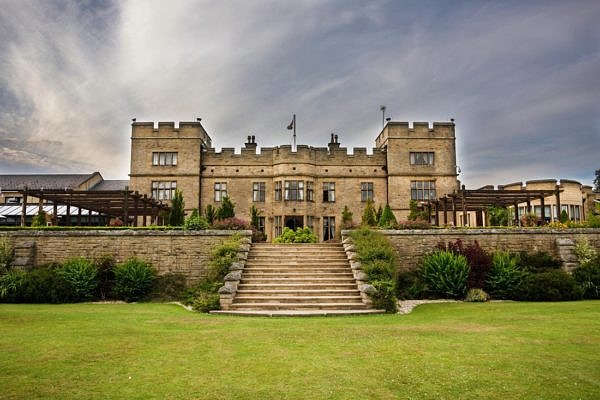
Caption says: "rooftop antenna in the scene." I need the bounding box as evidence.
[379,105,386,128]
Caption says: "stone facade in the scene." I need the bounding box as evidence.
[130,121,459,241]
[5,230,251,283]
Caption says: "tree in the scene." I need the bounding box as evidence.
[375,204,383,223]
[594,169,600,192]
[204,204,217,224]
[560,209,569,223]
[31,210,48,227]
[168,189,185,226]
[250,204,261,228]
[361,200,377,226]
[378,204,397,228]
[216,196,235,220]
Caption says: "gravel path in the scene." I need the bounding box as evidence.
[397,299,458,314]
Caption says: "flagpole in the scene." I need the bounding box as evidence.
[293,114,296,151]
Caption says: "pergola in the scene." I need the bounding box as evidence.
[18,187,170,227]
[427,186,562,226]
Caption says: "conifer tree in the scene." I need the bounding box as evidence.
[361,200,377,226]
[378,204,398,228]
[168,189,185,226]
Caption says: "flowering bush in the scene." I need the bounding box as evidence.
[274,227,317,243]
[211,217,250,230]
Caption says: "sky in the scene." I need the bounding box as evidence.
[0,0,598,188]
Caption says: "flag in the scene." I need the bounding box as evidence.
[287,116,294,130]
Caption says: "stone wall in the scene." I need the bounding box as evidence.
[5,230,252,282]
[343,228,600,272]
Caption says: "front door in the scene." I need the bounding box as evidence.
[284,216,303,230]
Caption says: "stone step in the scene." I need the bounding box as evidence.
[243,267,352,273]
[229,302,370,311]
[243,272,354,277]
[247,255,348,261]
[236,289,361,296]
[211,309,385,316]
[238,283,359,290]
[234,295,364,304]
[245,262,351,268]
[240,277,356,284]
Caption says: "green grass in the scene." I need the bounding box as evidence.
[1,302,599,400]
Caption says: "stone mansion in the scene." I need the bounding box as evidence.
[129,120,459,241]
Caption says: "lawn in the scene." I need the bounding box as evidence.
[1,302,599,400]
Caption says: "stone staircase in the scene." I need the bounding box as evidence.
[213,243,383,316]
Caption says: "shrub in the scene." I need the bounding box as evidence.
[518,251,562,273]
[18,264,71,303]
[441,239,492,289]
[0,235,14,275]
[184,209,209,230]
[420,250,470,299]
[185,279,222,312]
[516,270,583,301]
[216,196,235,220]
[395,219,432,229]
[520,213,538,227]
[168,189,185,226]
[211,217,250,230]
[0,270,25,301]
[395,270,426,300]
[465,288,489,302]
[378,204,397,229]
[573,238,597,266]
[349,228,397,311]
[375,205,383,224]
[361,200,377,226]
[572,255,600,299]
[584,212,600,228]
[273,227,317,243]
[250,205,262,229]
[113,258,156,302]
[370,280,397,312]
[94,255,115,300]
[151,272,188,301]
[209,239,240,281]
[487,206,510,226]
[31,210,49,227]
[193,291,221,312]
[408,200,428,221]
[58,258,98,302]
[362,259,395,282]
[204,204,217,224]
[559,209,569,223]
[486,251,524,299]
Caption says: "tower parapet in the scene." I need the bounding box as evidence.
[375,121,455,149]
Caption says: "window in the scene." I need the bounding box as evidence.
[323,216,335,241]
[253,182,266,202]
[322,182,335,202]
[361,182,373,202]
[152,152,178,166]
[284,181,304,201]
[151,181,177,200]
[214,182,227,202]
[5,197,22,204]
[274,181,282,201]
[410,181,436,201]
[410,152,434,165]
[306,181,314,202]
[274,216,283,237]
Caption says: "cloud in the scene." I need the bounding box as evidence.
[0,0,598,187]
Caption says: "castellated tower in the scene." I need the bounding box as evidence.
[129,121,211,213]
[375,122,459,220]
[129,120,458,240]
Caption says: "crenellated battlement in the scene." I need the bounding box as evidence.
[202,144,386,166]
[375,121,455,148]
[131,121,212,147]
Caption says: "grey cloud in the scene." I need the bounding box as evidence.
[0,0,598,186]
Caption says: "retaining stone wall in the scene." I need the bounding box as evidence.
[4,230,252,282]
[343,228,600,272]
